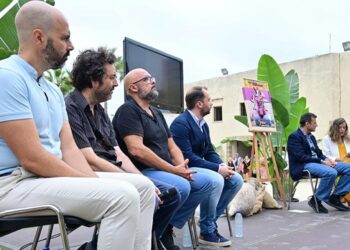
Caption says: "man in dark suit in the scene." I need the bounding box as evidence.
[170,86,243,247]
[287,112,350,213]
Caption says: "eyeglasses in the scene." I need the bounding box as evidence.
[131,76,156,85]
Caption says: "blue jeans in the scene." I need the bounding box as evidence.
[304,162,350,201]
[194,167,243,234]
[142,168,213,229]
[148,177,181,239]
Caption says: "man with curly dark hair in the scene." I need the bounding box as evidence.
[65,47,181,250]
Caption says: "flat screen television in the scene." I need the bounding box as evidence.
[123,37,184,113]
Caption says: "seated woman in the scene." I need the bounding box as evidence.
[322,118,350,205]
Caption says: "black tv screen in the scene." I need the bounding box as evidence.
[123,37,184,113]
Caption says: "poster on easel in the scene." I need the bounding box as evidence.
[242,78,276,132]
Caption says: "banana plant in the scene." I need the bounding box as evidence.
[45,69,74,96]
[0,0,75,96]
[233,55,308,198]
[0,0,55,60]
[235,54,308,154]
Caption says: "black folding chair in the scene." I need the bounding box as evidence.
[0,204,98,250]
[288,169,319,212]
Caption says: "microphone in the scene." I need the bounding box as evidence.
[159,187,177,201]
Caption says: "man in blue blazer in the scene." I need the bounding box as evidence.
[170,86,243,247]
[287,112,350,213]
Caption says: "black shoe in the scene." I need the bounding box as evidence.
[291,197,299,202]
[308,197,328,213]
[160,226,180,250]
[325,194,350,211]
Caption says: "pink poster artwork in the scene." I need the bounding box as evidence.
[242,78,276,132]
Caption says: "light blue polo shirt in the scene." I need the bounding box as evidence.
[0,55,68,174]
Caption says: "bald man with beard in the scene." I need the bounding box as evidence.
[113,68,214,249]
[0,2,155,249]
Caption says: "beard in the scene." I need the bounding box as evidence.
[43,38,69,69]
[95,86,114,103]
[138,88,159,101]
[200,108,210,117]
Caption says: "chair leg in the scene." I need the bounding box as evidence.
[44,224,54,248]
[288,180,299,210]
[57,214,70,250]
[191,217,199,246]
[307,172,319,213]
[152,230,158,250]
[31,226,43,250]
[92,224,99,242]
[225,209,233,237]
[187,216,197,249]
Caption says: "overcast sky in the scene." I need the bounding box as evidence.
[55,0,350,112]
[56,0,350,83]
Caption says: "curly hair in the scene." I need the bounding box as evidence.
[328,117,350,143]
[71,47,116,91]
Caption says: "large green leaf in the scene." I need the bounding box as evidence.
[0,3,20,51]
[285,69,299,104]
[45,68,73,95]
[0,0,12,11]
[271,97,289,127]
[268,151,287,180]
[284,97,307,139]
[270,120,284,148]
[234,115,248,127]
[0,0,55,55]
[257,54,290,113]
[0,47,14,60]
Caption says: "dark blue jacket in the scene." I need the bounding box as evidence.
[170,110,222,171]
[287,128,326,180]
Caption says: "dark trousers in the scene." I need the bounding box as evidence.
[149,177,181,239]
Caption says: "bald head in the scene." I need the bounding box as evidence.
[124,68,150,94]
[15,1,67,45]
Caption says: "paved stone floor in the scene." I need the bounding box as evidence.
[1,180,350,250]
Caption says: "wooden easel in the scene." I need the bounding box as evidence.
[248,131,287,206]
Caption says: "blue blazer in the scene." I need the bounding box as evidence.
[170,110,222,171]
[287,128,326,180]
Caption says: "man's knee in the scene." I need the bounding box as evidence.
[337,162,350,175]
[93,180,141,220]
[111,181,140,204]
[324,168,337,179]
[206,171,224,190]
[138,174,157,191]
[175,179,191,198]
[226,172,244,189]
[191,174,216,195]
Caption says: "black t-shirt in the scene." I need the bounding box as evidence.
[65,89,119,163]
[112,99,172,171]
